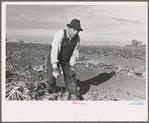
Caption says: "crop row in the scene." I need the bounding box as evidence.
[6,43,146,62]
[79,46,146,61]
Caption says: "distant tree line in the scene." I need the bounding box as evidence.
[126,39,145,47]
[131,39,142,47]
[6,38,35,44]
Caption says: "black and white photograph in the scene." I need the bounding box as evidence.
[2,1,148,121]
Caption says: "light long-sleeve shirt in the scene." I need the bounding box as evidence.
[50,29,80,69]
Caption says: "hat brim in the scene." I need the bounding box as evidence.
[67,24,83,31]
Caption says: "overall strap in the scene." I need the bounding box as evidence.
[63,29,67,38]
[61,29,69,46]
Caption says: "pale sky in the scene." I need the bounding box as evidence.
[6,2,147,46]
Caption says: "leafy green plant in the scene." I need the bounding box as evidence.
[6,81,30,100]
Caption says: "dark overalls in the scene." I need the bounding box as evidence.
[47,29,79,97]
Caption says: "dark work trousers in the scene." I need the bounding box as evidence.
[47,30,79,96]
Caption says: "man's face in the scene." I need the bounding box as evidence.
[68,27,78,38]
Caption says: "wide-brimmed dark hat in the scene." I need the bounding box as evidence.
[67,19,83,31]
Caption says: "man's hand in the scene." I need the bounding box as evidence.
[52,69,60,78]
[70,66,75,76]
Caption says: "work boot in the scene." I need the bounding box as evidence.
[78,93,84,100]
[69,94,79,101]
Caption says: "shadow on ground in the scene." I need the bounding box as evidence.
[78,71,116,95]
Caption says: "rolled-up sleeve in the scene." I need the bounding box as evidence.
[70,36,80,67]
[50,29,63,69]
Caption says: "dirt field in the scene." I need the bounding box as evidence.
[6,43,146,101]
[75,56,146,101]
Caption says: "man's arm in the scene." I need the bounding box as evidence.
[50,29,63,69]
[70,36,80,67]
